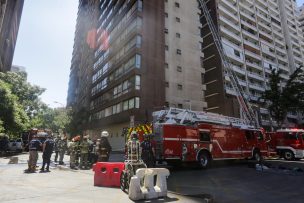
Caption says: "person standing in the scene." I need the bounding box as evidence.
[69,135,80,169]
[97,131,112,162]
[79,136,90,169]
[57,136,67,165]
[25,135,42,173]
[140,134,156,168]
[40,135,54,172]
[53,135,60,162]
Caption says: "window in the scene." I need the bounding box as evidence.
[177,103,183,108]
[165,28,168,34]
[165,45,169,51]
[135,54,141,68]
[176,49,181,55]
[165,63,168,69]
[176,17,180,22]
[135,75,141,90]
[234,50,241,57]
[165,102,169,107]
[123,100,129,111]
[200,131,211,142]
[165,12,168,18]
[165,82,169,87]
[177,84,183,90]
[176,33,180,38]
[283,132,298,140]
[138,0,143,11]
[135,97,140,108]
[129,98,135,109]
[177,66,182,72]
[175,2,180,8]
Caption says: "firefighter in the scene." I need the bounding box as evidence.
[79,136,90,169]
[96,131,112,162]
[25,135,42,173]
[140,133,156,168]
[69,135,80,169]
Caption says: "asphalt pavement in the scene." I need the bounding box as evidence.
[0,153,207,203]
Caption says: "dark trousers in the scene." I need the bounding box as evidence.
[54,151,59,162]
[42,152,52,170]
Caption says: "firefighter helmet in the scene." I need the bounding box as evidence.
[101,131,109,137]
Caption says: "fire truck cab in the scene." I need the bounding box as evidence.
[267,129,304,160]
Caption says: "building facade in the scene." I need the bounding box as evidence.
[297,4,304,33]
[201,0,304,127]
[0,0,24,72]
[68,0,207,149]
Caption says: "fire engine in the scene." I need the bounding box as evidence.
[267,129,304,161]
[152,108,268,168]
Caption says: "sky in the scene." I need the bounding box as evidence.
[12,0,304,109]
[13,0,78,108]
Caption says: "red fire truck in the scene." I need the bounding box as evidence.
[267,129,304,161]
[152,108,268,168]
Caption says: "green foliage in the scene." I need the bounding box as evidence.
[0,72,45,118]
[0,80,29,134]
[261,66,304,127]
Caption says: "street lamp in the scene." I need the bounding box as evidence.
[53,101,65,108]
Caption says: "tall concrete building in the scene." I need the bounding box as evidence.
[68,0,207,149]
[0,0,24,72]
[201,0,304,127]
[297,4,304,33]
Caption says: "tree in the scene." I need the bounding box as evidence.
[0,80,29,134]
[261,66,304,127]
[0,72,45,119]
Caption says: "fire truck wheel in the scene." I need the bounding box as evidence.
[283,150,294,161]
[198,151,211,169]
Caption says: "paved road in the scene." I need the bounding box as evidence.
[168,159,304,203]
[1,153,304,203]
[0,153,206,203]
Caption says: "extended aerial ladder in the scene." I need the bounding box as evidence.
[153,107,255,129]
[197,0,258,127]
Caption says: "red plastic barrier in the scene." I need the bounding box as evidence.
[93,162,125,187]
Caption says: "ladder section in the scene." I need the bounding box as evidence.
[198,0,258,127]
[153,108,254,128]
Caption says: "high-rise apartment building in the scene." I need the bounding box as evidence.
[0,0,24,72]
[201,0,304,127]
[68,0,207,149]
[297,4,304,33]
[67,0,100,110]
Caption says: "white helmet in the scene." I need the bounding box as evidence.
[101,131,109,137]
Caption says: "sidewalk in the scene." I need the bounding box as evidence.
[0,153,206,203]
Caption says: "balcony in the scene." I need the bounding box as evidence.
[246,60,263,71]
[245,50,262,61]
[232,65,246,75]
[225,86,237,96]
[219,15,240,32]
[247,71,264,81]
[249,83,265,91]
[220,26,242,43]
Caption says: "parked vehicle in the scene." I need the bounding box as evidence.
[154,122,268,168]
[267,129,304,161]
[125,108,269,169]
[7,138,23,153]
